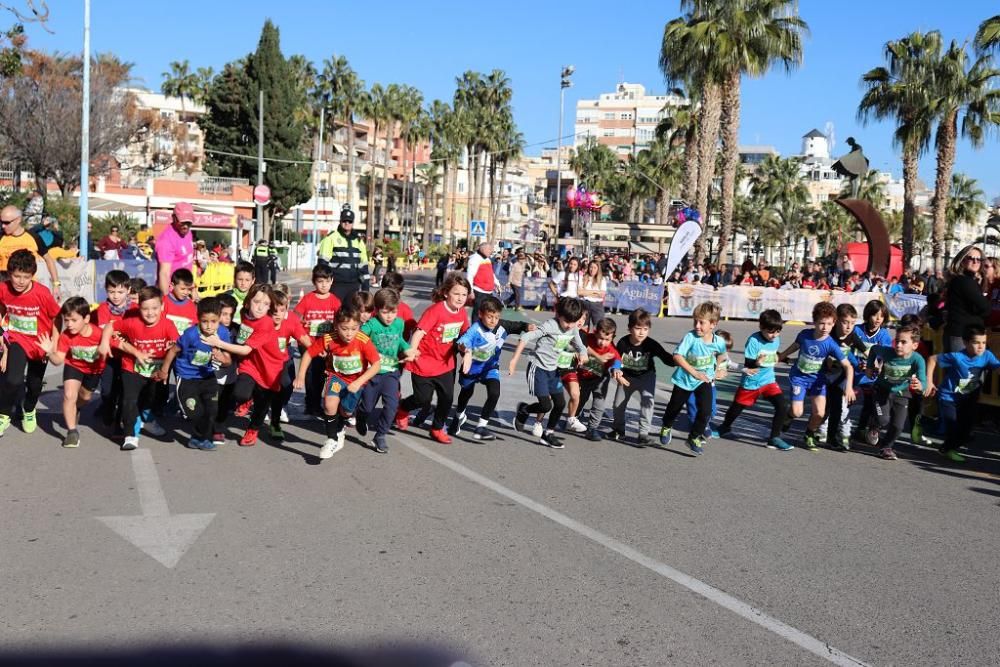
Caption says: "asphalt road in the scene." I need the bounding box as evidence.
[1,270,998,666]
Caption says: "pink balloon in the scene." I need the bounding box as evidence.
[566,188,577,206]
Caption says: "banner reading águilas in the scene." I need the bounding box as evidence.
[614,281,665,313]
[666,283,717,317]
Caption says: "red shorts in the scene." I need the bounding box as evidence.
[734,383,783,406]
[561,370,579,385]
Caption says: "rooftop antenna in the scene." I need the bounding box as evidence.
[825,121,836,154]
[618,66,624,84]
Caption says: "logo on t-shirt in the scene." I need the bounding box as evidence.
[71,346,99,363]
[440,321,462,344]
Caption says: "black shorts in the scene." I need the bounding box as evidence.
[64,365,102,392]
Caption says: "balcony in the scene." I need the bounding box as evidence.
[198,176,250,195]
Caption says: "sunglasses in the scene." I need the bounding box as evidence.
[965,256,982,263]
[0,217,19,225]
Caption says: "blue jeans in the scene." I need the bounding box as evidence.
[360,372,401,437]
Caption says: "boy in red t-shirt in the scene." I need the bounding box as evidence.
[295,306,380,459]
[270,289,311,439]
[574,317,629,440]
[0,249,62,436]
[162,268,198,335]
[99,286,180,451]
[37,297,107,448]
[92,269,134,433]
[294,264,342,417]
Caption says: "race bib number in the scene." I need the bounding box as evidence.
[71,346,99,363]
[379,353,399,371]
[236,324,254,344]
[583,356,605,375]
[622,353,648,371]
[557,351,576,369]
[278,338,288,352]
[332,354,363,375]
[956,375,981,395]
[167,315,193,334]
[191,349,213,367]
[9,314,37,335]
[440,322,462,344]
[884,361,911,383]
[472,344,495,362]
[757,351,778,367]
[308,319,332,336]
[796,355,823,374]
[687,353,714,370]
[136,358,163,377]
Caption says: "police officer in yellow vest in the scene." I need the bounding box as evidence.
[253,239,271,284]
[317,204,370,302]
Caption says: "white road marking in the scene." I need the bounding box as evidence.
[396,435,870,667]
[97,449,215,569]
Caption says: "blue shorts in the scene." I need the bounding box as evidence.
[789,373,827,401]
[527,363,563,397]
[323,374,363,415]
[458,366,501,389]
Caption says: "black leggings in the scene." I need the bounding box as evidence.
[121,370,158,437]
[0,343,47,416]
[234,373,277,430]
[176,377,219,440]
[720,393,787,440]
[523,391,567,431]
[400,370,455,430]
[661,383,713,440]
[454,379,501,423]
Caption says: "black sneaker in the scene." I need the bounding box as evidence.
[448,411,467,436]
[373,435,388,454]
[586,430,604,442]
[635,434,651,448]
[473,426,495,441]
[781,412,794,433]
[540,432,565,449]
[355,412,369,436]
[716,424,731,438]
[513,402,528,432]
[608,429,625,442]
[412,408,431,428]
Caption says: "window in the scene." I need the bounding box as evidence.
[620,112,633,121]
[603,130,615,137]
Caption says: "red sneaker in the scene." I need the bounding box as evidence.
[394,408,410,431]
[429,428,452,444]
[212,432,225,444]
[239,428,258,446]
[235,401,253,418]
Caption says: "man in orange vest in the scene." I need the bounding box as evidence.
[466,240,496,316]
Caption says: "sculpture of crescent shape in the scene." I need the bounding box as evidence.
[835,198,891,278]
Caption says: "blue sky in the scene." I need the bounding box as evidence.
[28,1,1000,201]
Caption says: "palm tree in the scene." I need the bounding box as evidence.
[749,155,810,264]
[490,124,525,241]
[858,31,941,267]
[376,84,402,243]
[927,41,1000,271]
[975,15,1000,53]
[161,59,198,112]
[454,71,485,226]
[417,162,443,246]
[655,96,698,208]
[672,0,808,267]
[839,170,887,211]
[317,55,365,210]
[947,172,986,230]
[395,86,424,244]
[428,100,462,245]
[812,200,854,257]
[362,83,388,239]
[194,66,214,105]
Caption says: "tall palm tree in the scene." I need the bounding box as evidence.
[362,83,388,239]
[395,86,424,243]
[317,55,365,211]
[749,155,810,263]
[839,170,887,211]
[858,31,941,266]
[655,95,698,207]
[674,0,808,267]
[417,162,443,246]
[947,172,986,230]
[428,99,462,245]
[377,84,402,243]
[927,41,1000,271]
[975,15,1000,54]
[454,71,484,227]
[161,59,198,112]
[194,66,214,105]
[490,125,525,240]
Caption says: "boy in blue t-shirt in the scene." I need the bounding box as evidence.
[778,301,856,450]
[448,295,534,441]
[924,324,1000,463]
[716,309,792,451]
[658,301,729,455]
[160,296,232,451]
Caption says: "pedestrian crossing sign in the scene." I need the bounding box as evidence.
[469,220,487,238]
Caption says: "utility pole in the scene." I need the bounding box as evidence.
[554,65,574,252]
[256,89,265,243]
[312,106,324,265]
[78,0,91,257]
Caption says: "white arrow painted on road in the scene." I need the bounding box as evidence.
[97,449,215,569]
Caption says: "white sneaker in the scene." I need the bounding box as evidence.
[143,420,166,437]
[566,417,588,433]
[531,421,543,438]
[319,438,338,459]
[348,416,356,427]
[121,436,139,451]
[280,409,290,424]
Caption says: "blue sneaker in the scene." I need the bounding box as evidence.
[187,438,216,451]
[709,428,720,439]
[586,430,603,442]
[659,427,672,447]
[767,437,794,451]
[687,436,705,455]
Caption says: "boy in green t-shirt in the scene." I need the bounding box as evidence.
[859,323,926,460]
[357,288,418,453]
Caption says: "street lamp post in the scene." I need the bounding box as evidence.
[79,0,91,258]
[554,65,574,251]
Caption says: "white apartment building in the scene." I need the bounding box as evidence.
[574,82,687,158]
[115,89,207,184]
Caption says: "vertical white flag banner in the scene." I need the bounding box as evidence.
[664,220,702,278]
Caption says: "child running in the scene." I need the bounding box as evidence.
[357,288,418,453]
[271,289,311,436]
[36,297,105,448]
[821,304,860,451]
[610,308,675,445]
[858,323,926,460]
[658,302,728,455]
[382,271,417,338]
[448,295,533,441]
[295,306,381,459]
[0,249,62,437]
[508,297,589,449]
[851,299,892,445]
[395,273,471,444]
[576,317,629,441]
[924,324,1000,463]
[92,269,134,433]
[716,309,792,450]
[226,261,256,324]
[688,329,733,439]
[99,286,180,451]
[778,301,856,451]
[211,294,241,444]
[160,296,232,451]
[294,264,342,417]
